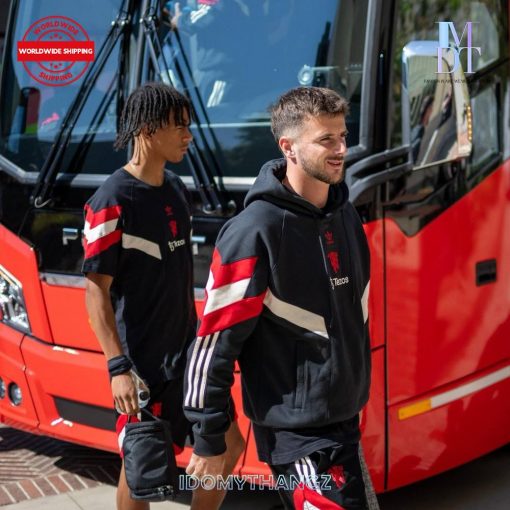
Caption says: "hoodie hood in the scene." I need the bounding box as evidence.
[244,158,349,216]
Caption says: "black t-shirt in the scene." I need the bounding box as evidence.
[252,414,360,465]
[82,168,196,386]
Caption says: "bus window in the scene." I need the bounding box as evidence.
[390,0,509,148]
[469,85,500,178]
[0,0,127,175]
[154,0,369,181]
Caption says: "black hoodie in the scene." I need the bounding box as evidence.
[184,159,371,457]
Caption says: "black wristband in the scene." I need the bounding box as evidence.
[108,355,133,377]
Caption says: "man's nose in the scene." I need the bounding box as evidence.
[335,139,347,156]
[184,127,193,142]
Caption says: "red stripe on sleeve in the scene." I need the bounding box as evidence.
[84,229,122,259]
[209,249,258,289]
[84,204,122,229]
[197,291,266,337]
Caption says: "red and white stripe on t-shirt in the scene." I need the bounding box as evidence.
[83,204,122,258]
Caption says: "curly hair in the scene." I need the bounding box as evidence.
[114,82,191,150]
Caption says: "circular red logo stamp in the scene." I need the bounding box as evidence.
[17,15,95,87]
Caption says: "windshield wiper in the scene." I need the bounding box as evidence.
[30,3,131,208]
[141,2,235,216]
[65,7,132,178]
[65,76,118,174]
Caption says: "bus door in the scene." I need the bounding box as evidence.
[383,0,510,489]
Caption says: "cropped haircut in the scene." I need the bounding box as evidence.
[270,87,349,142]
[114,82,191,150]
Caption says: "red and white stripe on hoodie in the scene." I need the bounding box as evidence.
[185,245,333,411]
[185,248,266,410]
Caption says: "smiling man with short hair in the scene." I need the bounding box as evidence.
[185,86,373,509]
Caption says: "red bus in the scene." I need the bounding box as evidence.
[0,0,509,493]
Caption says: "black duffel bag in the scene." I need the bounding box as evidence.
[122,408,179,501]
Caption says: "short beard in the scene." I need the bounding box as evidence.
[299,153,344,185]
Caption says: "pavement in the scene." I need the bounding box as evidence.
[0,423,509,509]
[0,473,286,510]
[0,484,287,510]
[0,486,117,510]
[0,424,119,506]
[0,423,282,509]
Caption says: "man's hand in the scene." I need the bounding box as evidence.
[85,274,138,415]
[186,452,226,480]
[111,373,139,415]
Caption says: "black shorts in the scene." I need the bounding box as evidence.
[116,377,191,456]
[269,443,368,510]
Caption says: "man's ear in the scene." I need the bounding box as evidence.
[140,126,151,139]
[279,136,295,159]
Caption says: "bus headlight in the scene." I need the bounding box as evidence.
[0,377,5,399]
[8,383,22,406]
[0,265,30,333]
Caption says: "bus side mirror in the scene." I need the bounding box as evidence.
[402,41,472,169]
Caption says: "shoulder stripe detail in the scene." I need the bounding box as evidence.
[361,281,370,323]
[263,290,329,339]
[197,292,266,337]
[84,218,119,244]
[84,204,121,229]
[196,248,266,337]
[185,333,220,408]
[84,229,121,259]
[203,277,251,315]
[122,234,162,260]
[208,249,258,289]
[83,205,122,259]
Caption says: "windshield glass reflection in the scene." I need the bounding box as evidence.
[158,0,368,178]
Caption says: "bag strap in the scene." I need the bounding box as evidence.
[124,408,165,423]
[140,406,165,422]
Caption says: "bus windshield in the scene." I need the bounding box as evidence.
[0,0,369,182]
[160,0,368,180]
